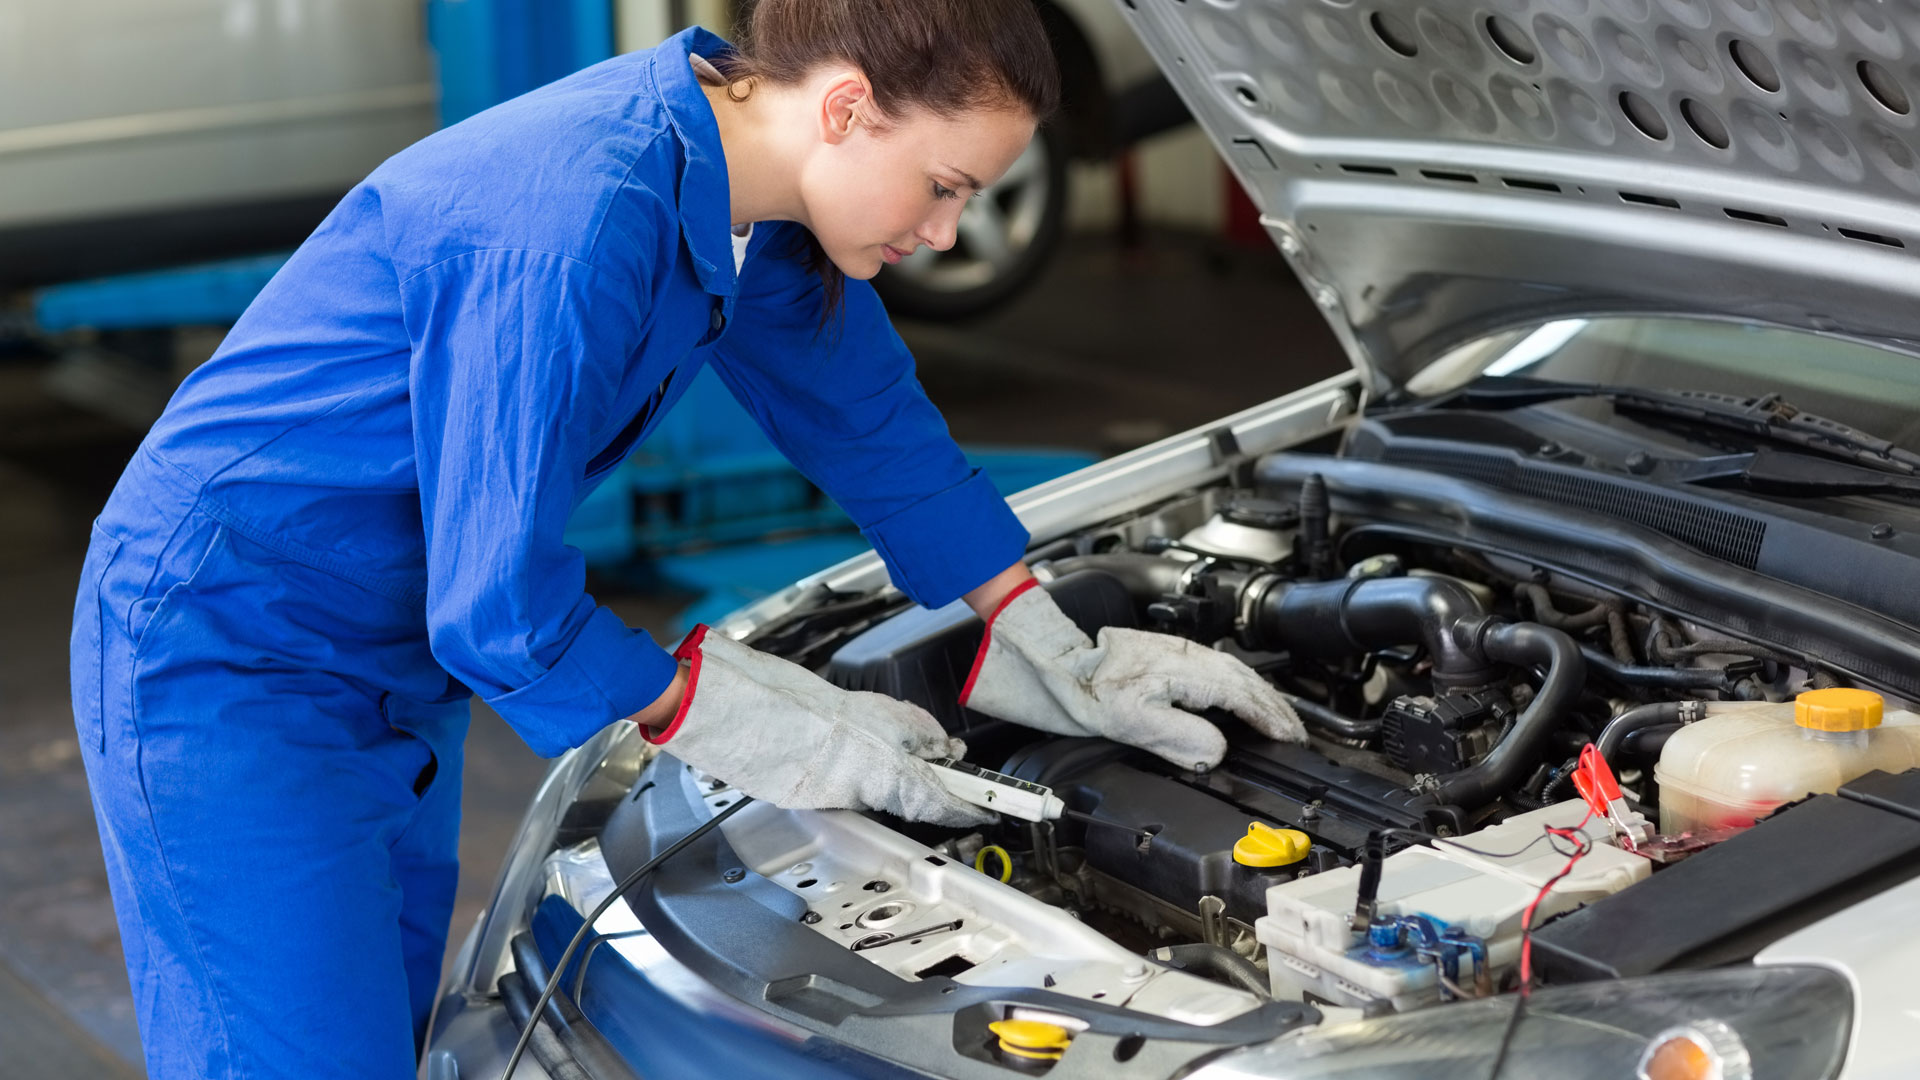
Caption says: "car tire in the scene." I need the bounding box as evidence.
[873,122,1069,321]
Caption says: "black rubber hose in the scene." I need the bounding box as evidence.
[1622,724,1682,760]
[1283,693,1382,740]
[498,971,594,1080]
[1151,943,1272,999]
[510,931,582,1026]
[1426,623,1586,808]
[502,932,643,1080]
[1246,575,1497,685]
[1605,607,1635,664]
[1514,584,1613,631]
[1596,700,1710,764]
[1645,616,1798,666]
[1581,645,1732,693]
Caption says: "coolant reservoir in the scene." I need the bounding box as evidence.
[1655,689,1920,834]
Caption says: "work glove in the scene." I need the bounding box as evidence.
[958,581,1307,770]
[643,627,994,827]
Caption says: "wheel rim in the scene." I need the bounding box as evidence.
[886,135,1053,294]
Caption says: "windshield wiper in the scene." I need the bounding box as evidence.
[1435,377,1920,477]
[1648,447,1920,501]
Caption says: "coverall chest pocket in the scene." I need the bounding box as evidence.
[71,524,123,753]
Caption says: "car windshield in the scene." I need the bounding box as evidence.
[1408,317,1920,454]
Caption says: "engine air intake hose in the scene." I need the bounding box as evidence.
[1028,553,1585,809]
[1241,575,1498,686]
[1422,622,1586,808]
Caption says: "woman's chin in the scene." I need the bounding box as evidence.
[833,252,886,281]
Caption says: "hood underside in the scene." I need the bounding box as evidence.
[1119,0,1920,392]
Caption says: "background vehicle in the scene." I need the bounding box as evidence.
[0,0,436,290]
[429,2,1920,1077]
[870,0,1191,320]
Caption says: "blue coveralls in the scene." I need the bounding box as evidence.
[68,27,1028,1079]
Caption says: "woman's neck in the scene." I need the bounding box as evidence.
[700,78,809,229]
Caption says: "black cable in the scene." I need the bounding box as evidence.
[1488,992,1527,1079]
[1372,826,1566,862]
[1539,761,1578,804]
[501,795,755,1080]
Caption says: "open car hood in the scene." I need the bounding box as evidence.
[1119,0,1920,394]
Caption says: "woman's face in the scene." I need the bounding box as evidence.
[799,87,1036,281]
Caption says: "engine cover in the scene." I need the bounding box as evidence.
[1003,737,1448,928]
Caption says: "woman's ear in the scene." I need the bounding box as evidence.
[818,69,879,144]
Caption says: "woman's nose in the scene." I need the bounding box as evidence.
[917,206,962,252]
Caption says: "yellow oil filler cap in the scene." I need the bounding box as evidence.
[1796,688,1884,732]
[988,1019,1073,1061]
[1233,822,1311,868]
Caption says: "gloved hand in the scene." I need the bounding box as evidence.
[958,580,1307,770]
[643,627,994,827]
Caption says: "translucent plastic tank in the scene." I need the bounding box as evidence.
[1655,689,1920,835]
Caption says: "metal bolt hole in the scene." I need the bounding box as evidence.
[1369,11,1419,58]
[1680,98,1729,149]
[1729,39,1781,93]
[1485,15,1536,65]
[1619,90,1669,141]
[1858,60,1911,115]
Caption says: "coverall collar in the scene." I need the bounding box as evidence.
[651,26,743,297]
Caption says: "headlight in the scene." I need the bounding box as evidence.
[459,722,652,995]
[1192,966,1849,1080]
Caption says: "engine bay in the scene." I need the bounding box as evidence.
[734,449,1920,1021]
[573,441,1920,1080]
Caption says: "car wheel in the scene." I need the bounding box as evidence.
[874,123,1069,321]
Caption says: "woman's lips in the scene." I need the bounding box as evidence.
[882,244,909,264]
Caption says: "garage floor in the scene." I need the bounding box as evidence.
[0,227,1342,1075]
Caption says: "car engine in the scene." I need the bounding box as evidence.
[721,449,1920,1019]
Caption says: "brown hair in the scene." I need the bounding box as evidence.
[718,0,1061,320]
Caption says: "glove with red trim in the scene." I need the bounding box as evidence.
[958,580,1307,770]
[644,627,995,826]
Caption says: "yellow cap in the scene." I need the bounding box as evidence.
[1233,822,1311,868]
[1795,688,1883,732]
[988,1019,1072,1061]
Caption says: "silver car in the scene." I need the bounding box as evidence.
[429,2,1920,1078]
[0,0,435,288]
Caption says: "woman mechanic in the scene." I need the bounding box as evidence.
[69,1,1303,1075]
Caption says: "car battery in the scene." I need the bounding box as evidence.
[1254,801,1648,1012]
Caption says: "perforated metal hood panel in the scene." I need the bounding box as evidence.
[1118,0,1920,392]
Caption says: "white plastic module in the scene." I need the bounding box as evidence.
[1254,801,1650,1011]
[925,757,1066,823]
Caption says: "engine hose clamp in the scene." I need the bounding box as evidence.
[1234,571,1284,641]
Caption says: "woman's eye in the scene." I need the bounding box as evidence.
[932,182,959,201]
